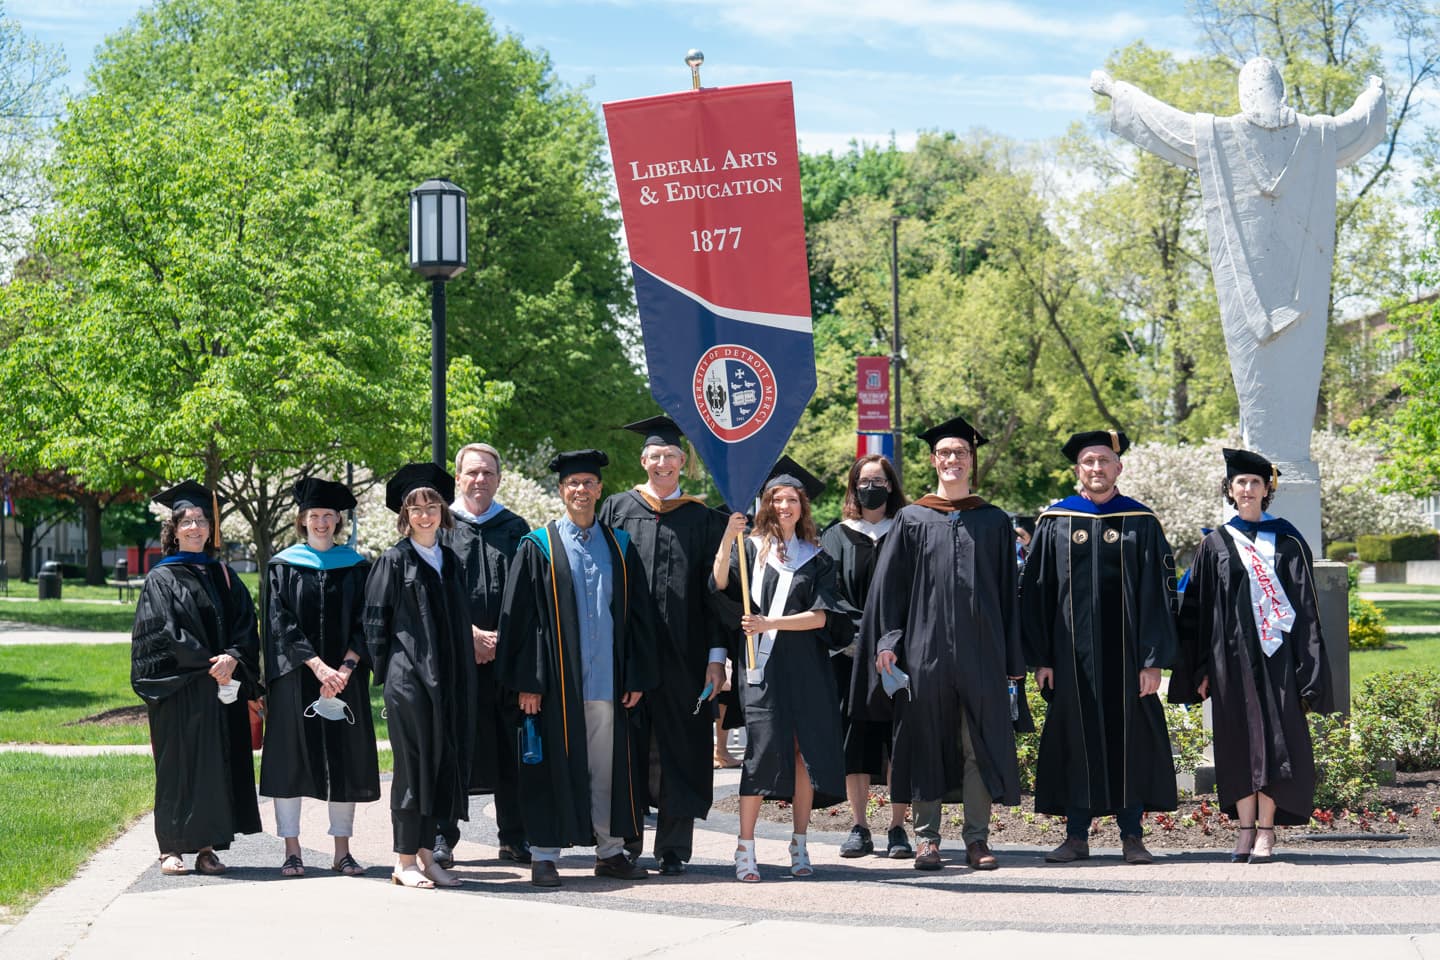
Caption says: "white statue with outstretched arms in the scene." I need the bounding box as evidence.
[1092,59,1386,547]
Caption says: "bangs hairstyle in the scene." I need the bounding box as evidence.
[841,454,906,520]
[1220,476,1274,512]
[294,507,348,540]
[159,506,216,557]
[396,485,455,535]
[753,482,819,562]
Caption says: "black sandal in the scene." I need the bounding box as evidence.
[280,854,305,878]
[1231,825,1255,863]
[332,853,364,877]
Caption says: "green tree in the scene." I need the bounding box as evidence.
[88,0,647,470]
[0,79,508,568]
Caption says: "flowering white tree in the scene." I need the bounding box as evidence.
[353,470,563,558]
[1120,427,1427,560]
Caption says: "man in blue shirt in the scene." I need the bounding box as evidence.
[497,449,659,888]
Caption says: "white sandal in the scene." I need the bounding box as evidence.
[789,833,813,878]
[734,838,760,882]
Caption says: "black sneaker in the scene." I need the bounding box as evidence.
[886,825,914,859]
[432,835,454,870]
[839,824,874,858]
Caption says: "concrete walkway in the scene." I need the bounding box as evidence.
[0,621,129,644]
[2,768,1437,960]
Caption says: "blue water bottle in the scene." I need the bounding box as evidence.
[1007,680,1020,722]
[522,716,543,765]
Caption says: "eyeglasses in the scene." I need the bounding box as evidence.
[406,504,442,517]
[934,448,971,462]
[857,480,890,490]
[563,478,600,491]
[177,517,210,529]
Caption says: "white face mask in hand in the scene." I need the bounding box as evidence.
[305,697,355,724]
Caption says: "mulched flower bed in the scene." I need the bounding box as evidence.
[714,770,1440,848]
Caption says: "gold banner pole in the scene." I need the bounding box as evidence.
[734,529,756,671]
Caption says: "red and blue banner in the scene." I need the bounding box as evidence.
[604,82,815,510]
[856,432,894,460]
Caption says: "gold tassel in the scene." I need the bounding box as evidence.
[211,488,224,550]
[1108,429,1120,452]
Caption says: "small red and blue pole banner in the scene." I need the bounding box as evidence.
[604,66,815,512]
[856,432,894,460]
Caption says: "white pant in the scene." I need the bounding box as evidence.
[531,700,623,862]
[273,796,356,839]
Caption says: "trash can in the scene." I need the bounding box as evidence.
[37,560,62,601]
[114,558,129,582]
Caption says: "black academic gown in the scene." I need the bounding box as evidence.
[708,539,847,807]
[131,559,263,854]
[259,557,380,803]
[853,499,1024,806]
[1171,519,1331,824]
[1020,495,1179,816]
[597,489,729,822]
[495,521,659,849]
[819,520,893,780]
[440,507,530,794]
[363,540,475,825]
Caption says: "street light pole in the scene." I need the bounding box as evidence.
[890,216,903,488]
[408,179,469,468]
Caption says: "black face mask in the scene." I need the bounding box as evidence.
[856,485,890,511]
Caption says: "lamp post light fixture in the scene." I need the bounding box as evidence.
[408,178,468,467]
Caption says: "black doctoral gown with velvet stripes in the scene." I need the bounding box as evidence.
[441,507,530,793]
[1020,494,1179,817]
[597,489,729,822]
[708,539,848,808]
[363,539,475,825]
[1170,518,1330,824]
[852,498,1026,807]
[495,521,659,849]
[259,552,380,804]
[131,558,263,854]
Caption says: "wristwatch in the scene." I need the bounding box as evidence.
[341,657,359,670]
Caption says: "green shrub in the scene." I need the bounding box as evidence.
[1356,531,1439,562]
[1165,702,1212,775]
[1354,670,1440,772]
[1325,540,1357,562]
[1013,680,1048,793]
[1309,712,1377,810]
[1348,597,1388,650]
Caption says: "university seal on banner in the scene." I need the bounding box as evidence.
[693,344,777,443]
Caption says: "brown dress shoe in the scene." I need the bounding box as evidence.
[1122,835,1155,865]
[1045,837,1090,863]
[594,853,649,880]
[965,840,999,870]
[913,839,943,871]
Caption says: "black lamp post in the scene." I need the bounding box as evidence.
[408,178,468,467]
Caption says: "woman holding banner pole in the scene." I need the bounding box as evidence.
[708,458,847,882]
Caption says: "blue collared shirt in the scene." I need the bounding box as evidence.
[555,516,614,701]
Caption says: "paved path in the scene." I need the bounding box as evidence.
[2,769,1437,959]
[0,621,129,644]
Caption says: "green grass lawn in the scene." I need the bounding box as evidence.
[1,579,138,602]
[1350,632,1440,680]
[0,643,390,745]
[0,753,154,915]
[1372,599,1440,626]
[1358,582,1440,595]
[0,601,138,632]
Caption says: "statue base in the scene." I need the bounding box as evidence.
[1268,458,1322,553]
[1313,558,1350,715]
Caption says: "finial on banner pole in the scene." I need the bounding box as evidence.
[685,49,704,90]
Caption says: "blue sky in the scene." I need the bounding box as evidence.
[13,0,1198,150]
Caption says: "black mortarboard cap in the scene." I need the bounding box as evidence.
[293,477,356,513]
[764,455,824,501]
[1062,429,1130,463]
[152,480,223,520]
[1223,448,1280,488]
[549,448,609,480]
[385,462,455,514]
[917,414,988,451]
[621,415,685,449]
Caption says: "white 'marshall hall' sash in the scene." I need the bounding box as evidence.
[1221,523,1295,657]
[746,535,818,685]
